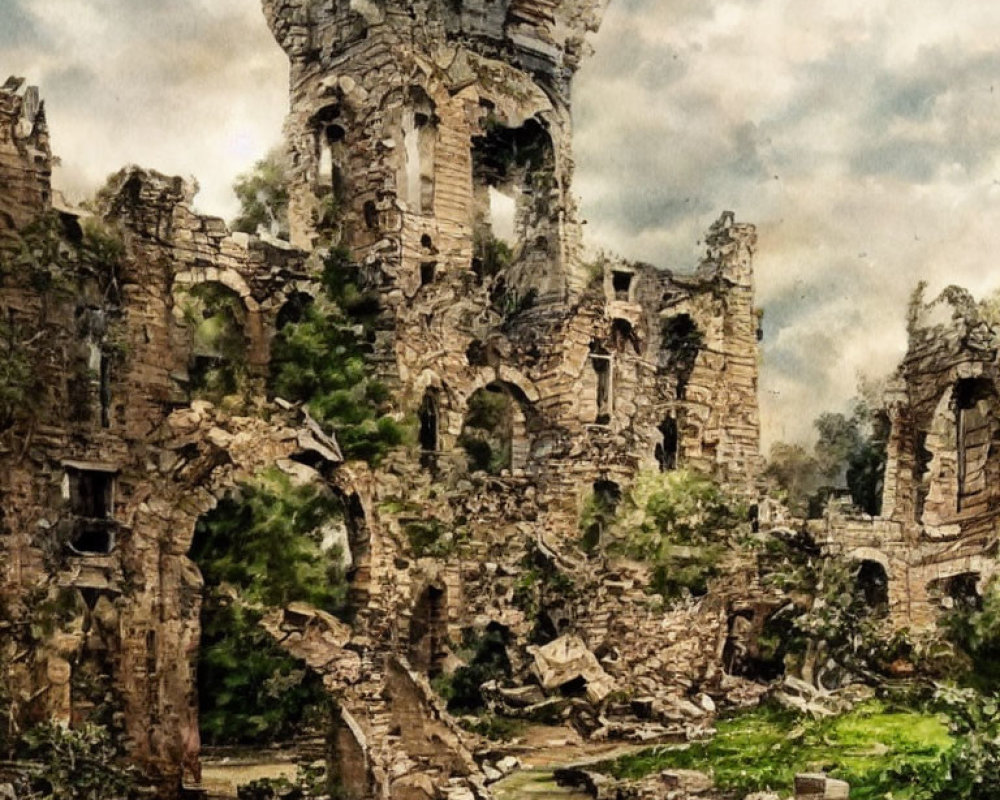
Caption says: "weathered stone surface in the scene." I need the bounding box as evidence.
[0,1,767,798]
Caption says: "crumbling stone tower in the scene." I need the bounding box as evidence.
[1,3,765,797]
[262,0,763,503]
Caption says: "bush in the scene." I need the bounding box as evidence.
[18,722,138,800]
[608,470,747,601]
[433,627,511,713]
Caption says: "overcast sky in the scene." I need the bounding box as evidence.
[5,0,1000,449]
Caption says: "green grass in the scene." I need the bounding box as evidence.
[598,700,953,798]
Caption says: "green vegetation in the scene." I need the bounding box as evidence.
[0,318,36,430]
[605,470,748,601]
[597,700,953,799]
[942,577,1000,692]
[473,229,513,280]
[765,390,889,517]
[232,148,290,237]
[269,246,408,465]
[458,387,515,474]
[192,469,347,745]
[405,518,466,558]
[17,722,138,800]
[432,627,511,713]
[238,760,332,800]
[178,282,249,403]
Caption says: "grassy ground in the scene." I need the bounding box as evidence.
[595,700,954,798]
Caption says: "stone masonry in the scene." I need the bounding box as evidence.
[0,2,766,799]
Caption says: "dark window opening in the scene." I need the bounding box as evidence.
[420,261,436,286]
[466,339,488,367]
[914,431,932,522]
[661,314,702,400]
[326,124,346,144]
[933,572,983,612]
[99,353,111,428]
[856,560,890,615]
[656,417,678,471]
[71,520,114,555]
[67,467,116,555]
[69,468,113,519]
[459,383,521,474]
[363,200,378,230]
[582,480,621,552]
[409,584,447,678]
[419,390,439,470]
[612,271,633,302]
[722,611,755,676]
[276,292,314,331]
[590,343,612,425]
[611,318,641,354]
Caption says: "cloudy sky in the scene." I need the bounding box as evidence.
[5,0,1000,449]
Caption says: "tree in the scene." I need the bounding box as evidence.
[232,148,290,237]
[765,392,889,518]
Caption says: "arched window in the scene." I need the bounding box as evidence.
[409,584,447,677]
[856,560,889,615]
[655,417,678,471]
[589,342,613,425]
[418,390,439,470]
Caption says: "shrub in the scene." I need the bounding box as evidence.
[608,470,747,601]
[18,722,138,800]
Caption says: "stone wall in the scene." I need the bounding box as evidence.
[1,2,766,796]
[823,287,1000,630]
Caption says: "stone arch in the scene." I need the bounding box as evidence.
[123,411,353,785]
[408,581,448,678]
[846,547,893,579]
[465,366,540,404]
[459,379,533,474]
[173,268,258,311]
[172,278,256,399]
[855,559,890,614]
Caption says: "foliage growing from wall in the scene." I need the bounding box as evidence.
[458,387,514,474]
[232,148,290,238]
[0,319,36,431]
[270,246,407,465]
[606,470,748,601]
[17,722,139,800]
[473,229,513,280]
[191,469,347,744]
[941,578,1000,693]
[432,627,511,713]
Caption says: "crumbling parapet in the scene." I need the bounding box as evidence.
[0,77,51,236]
